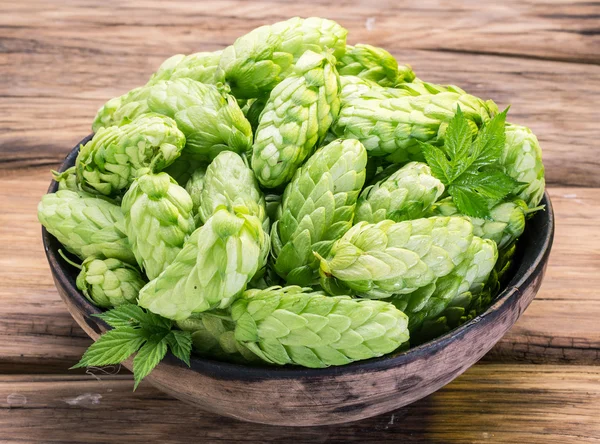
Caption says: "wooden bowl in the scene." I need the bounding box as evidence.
[42,136,554,426]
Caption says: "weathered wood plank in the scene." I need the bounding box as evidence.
[1,366,599,442]
[0,1,599,186]
[0,169,597,371]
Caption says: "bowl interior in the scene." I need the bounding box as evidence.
[43,138,554,379]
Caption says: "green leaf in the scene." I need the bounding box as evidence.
[72,327,145,368]
[166,330,192,367]
[444,106,473,172]
[132,334,168,390]
[448,184,490,219]
[456,169,519,201]
[93,304,150,328]
[420,142,452,185]
[471,107,509,168]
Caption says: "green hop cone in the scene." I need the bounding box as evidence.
[77,114,186,197]
[337,44,400,87]
[148,51,225,86]
[319,216,473,299]
[92,78,252,161]
[220,17,347,99]
[272,139,367,285]
[429,197,528,250]
[332,90,497,163]
[76,257,146,308]
[184,166,207,221]
[232,286,409,368]
[251,50,341,188]
[339,75,408,103]
[52,167,79,192]
[176,313,258,363]
[393,236,497,340]
[503,124,545,208]
[355,161,444,223]
[199,151,267,229]
[122,172,195,280]
[38,190,134,264]
[138,208,269,320]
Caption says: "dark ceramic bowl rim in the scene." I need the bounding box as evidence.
[43,135,554,380]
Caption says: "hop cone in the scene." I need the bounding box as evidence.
[337,44,400,87]
[163,154,207,186]
[148,51,225,86]
[77,114,186,197]
[122,172,195,280]
[429,197,528,250]
[38,190,134,264]
[52,167,79,192]
[219,17,347,99]
[199,151,267,229]
[332,90,497,163]
[76,257,146,308]
[272,139,367,285]
[231,286,409,367]
[138,208,269,320]
[355,161,444,223]
[184,166,207,219]
[339,75,408,103]
[503,124,545,208]
[319,216,474,299]
[177,313,258,363]
[251,50,341,188]
[393,236,498,339]
[92,78,252,161]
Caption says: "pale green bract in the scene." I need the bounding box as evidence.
[138,208,269,320]
[76,257,146,308]
[38,190,134,264]
[392,236,497,337]
[121,172,195,280]
[332,90,498,163]
[339,75,408,103]
[231,286,409,367]
[429,197,528,250]
[148,51,225,86]
[176,313,258,363]
[319,216,473,298]
[503,124,545,208]
[199,151,267,230]
[92,78,252,161]
[355,161,444,223]
[271,139,367,286]
[251,50,341,188]
[76,114,186,197]
[220,16,347,99]
[337,44,401,87]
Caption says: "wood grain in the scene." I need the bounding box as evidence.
[1,1,599,187]
[1,365,599,443]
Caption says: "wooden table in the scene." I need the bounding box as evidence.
[1,1,599,442]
